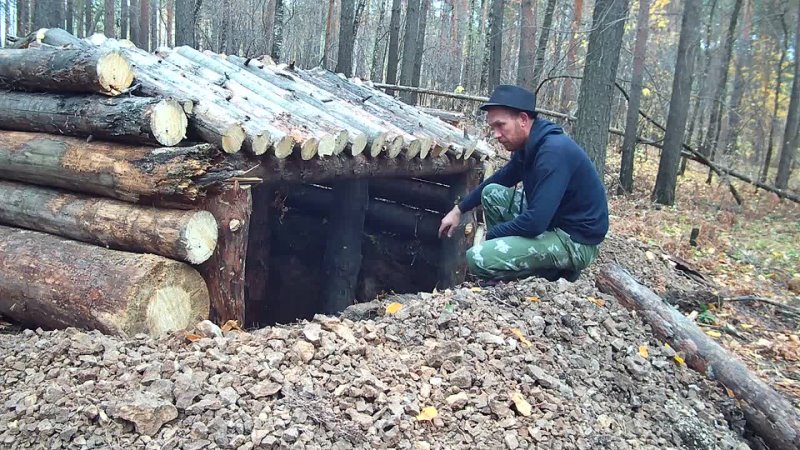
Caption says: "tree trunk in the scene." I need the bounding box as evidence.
[0,131,231,203]
[129,0,140,46]
[0,91,187,146]
[410,0,429,103]
[369,0,387,81]
[775,4,800,189]
[484,0,504,93]
[720,0,752,157]
[270,0,283,62]
[0,225,209,337]
[32,0,50,29]
[66,0,74,35]
[17,0,30,37]
[165,0,173,46]
[597,264,800,450]
[531,0,555,91]
[336,0,355,76]
[398,0,420,104]
[323,0,337,70]
[702,0,742,181]
[54,0,66,29]
[321,180,369,314]
[0,47,134,95]
[572,0,629,177]
[198,186,252,324]
[150,0,158,49]
[516,0,536,92]
[384,0,401,91]
[688,0,718,154]
[760,13,788,184]
[121,0,129,38]
[139,0,150,50]
[104,0,115,37]
[85,0,96,35]
[439,171,476,288]
[652,0,700,205]
[0,180,218,264]
[618,0,650,194]
[174,0,193,46]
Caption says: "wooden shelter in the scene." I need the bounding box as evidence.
[0,29,491,334]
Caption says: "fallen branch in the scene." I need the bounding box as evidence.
[597,263,800,450]
[725,296,800,320]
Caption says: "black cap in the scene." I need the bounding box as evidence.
[479,84,537,115]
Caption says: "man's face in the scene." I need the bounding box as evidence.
[486,108,530,151]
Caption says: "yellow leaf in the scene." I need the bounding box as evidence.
[184,333,202,342]
[385,303,404,315]
[221,320,243,333]
[527,296,540,303]
[739,323,754,330]
[639,345,649,358]
[641,87,651,97]
[510,328,532,348]
[674,354,686,366]
[416,406,438,421]
[470,287,482,292]
[724,386,735,398]
[510,391,532,417]
[588,296,605,307]
[705,330,722,338]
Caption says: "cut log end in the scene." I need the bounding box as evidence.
[179,210,219,264]
[386,135,404,158]
[250,133,271,156]
[273,135,295,159]
[349,133,368,156]
[333,131,349,154]
[221,124,246,154]
[96,51,135,95]
[150,99,188,146]
[430,143,448,158]
[143,268,209,337]
[419,138,433,159]
[369,133,387,157]
[300,137,320,160]
[403,139,422,160]
[317,135,337,158]
[181,101,194,115]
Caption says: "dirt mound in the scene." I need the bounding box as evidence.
[0,237,749,449]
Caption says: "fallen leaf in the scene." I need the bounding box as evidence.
[510,391,532,416]
[416,406,438,421]
[724,386,735,398]
[638,345,649,358]
[184,333,202,343]
[527,296,540,303]
[221,320,243,333]
[739,323,754,330]
[674,354,686,366]
[470,287,482,292]
[385,303,404,315]
[588,296,605,307]
[705,330,722,338]
[510,328,532,348]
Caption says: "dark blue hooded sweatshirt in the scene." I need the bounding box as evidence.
[458,119,609,245]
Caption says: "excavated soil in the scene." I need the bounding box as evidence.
[0,233,753,449]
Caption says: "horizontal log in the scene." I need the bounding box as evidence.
[418,107,465,124]
[0,46,133,96]
[0,131,240,203]
[7,27,87,49]
[0,225,210,337]
[0,91,187,146]
[250,153,476,184]
[283,183,441,241]
[597,263,800,450]
[0,180,218,264]
[368,177,453,213]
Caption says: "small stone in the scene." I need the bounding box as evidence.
[446,392,469,410]
[505,432,520,449]
[249,382,282,399]
[302,322,323,345]
[251,429,268,445]
[528,365,557,389]
[449,367,473,389]
[292,340,315,363]
[282,427,299,443]
[347,408,374,429]
[107,393,178,436]
[219,387,240,406]
[425,342,464,368]
[196,320,223,339]
[147,379,175,401]
[341,302,382,321]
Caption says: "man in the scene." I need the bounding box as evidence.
[439,85,608,282]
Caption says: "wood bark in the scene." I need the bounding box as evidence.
[775,4,800,189]
[369,0,388,82]
[368,177,452,213]
[720,0,752,157]
[439,171,477,288]
[284,183,442,241]
[0,225,210,337]
[175,0,194,46]
[0,180,218,264]
[7,27,87,49]
[0,91,188,147]
[130,0,140,46]
[104,0,116,37]
[0,131,237,203]
[760,14,788,184]
[516,0,536,92]
[150,0,159,49]
[0,47,134,95]
[17,0,30,37]
[597,263,800,450]
[398,0,420,104]
[559,0,582,111]
[198,186,252,324]
[336,0,356,76]
[321,180,369,314]
[384,0,401,92]
[652,0,700,205]
[618,0,650,194]
[573,0,629,176]
[409,0,430,105]
[85,0,95,35]
[122,0,130,39]
[139,0,150,50]
[271,0,283,62]
[532,0,555,90]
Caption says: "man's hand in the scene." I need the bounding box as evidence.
[438,206,462,238]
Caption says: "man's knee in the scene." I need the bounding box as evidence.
[480,183,505,207]
[466,244,490,278]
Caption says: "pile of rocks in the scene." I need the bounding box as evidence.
[0,248,748,449]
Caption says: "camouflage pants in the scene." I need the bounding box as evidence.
[466,184,600,280]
